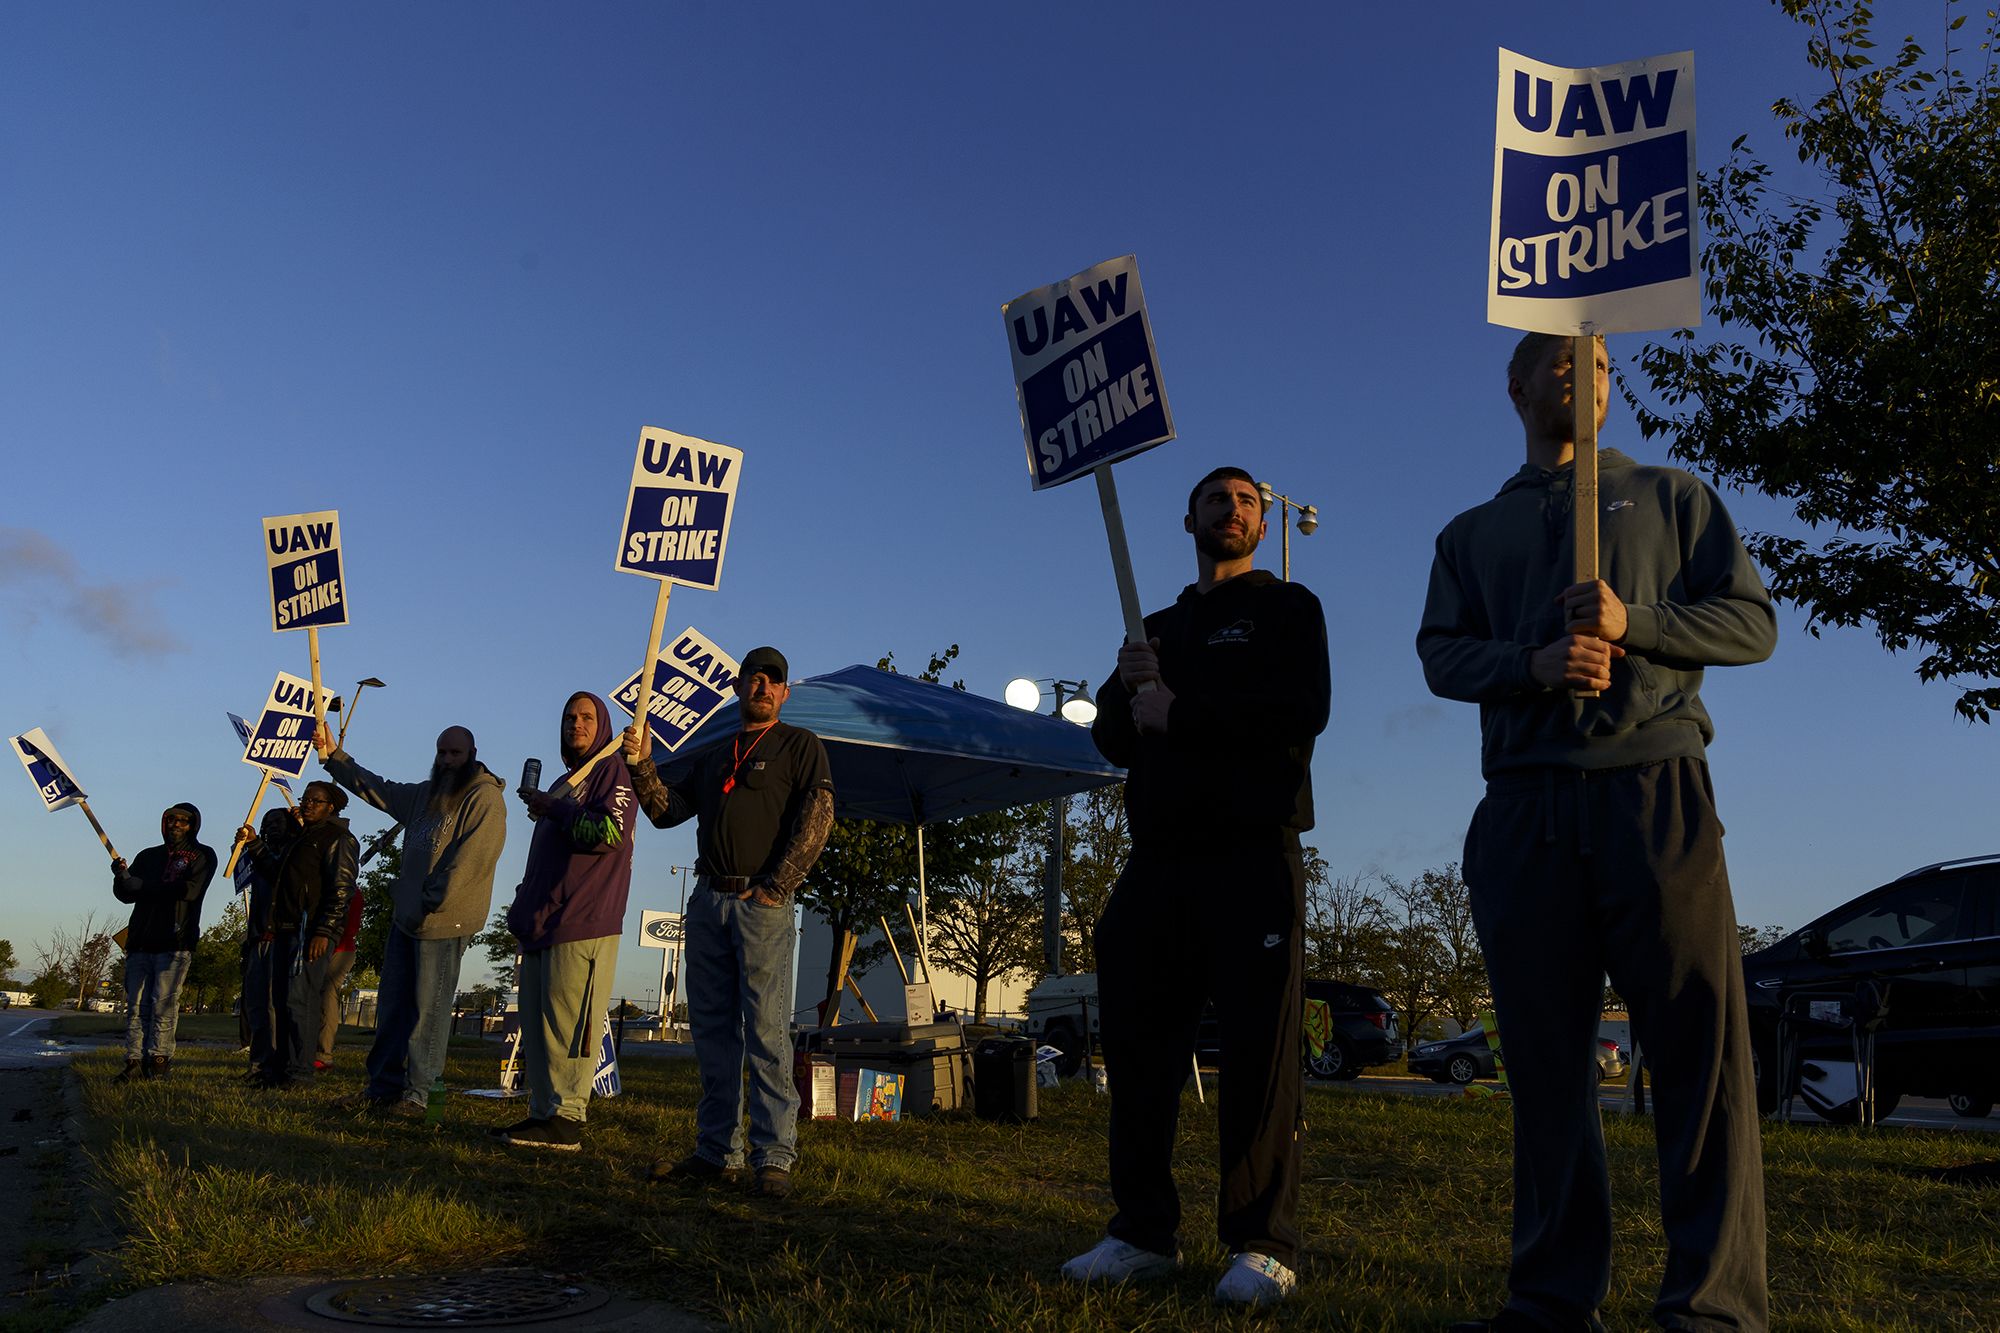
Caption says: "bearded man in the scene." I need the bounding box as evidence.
[1061,466,1331,1308]
[316,721,508,1121]
[491,692,635,1152]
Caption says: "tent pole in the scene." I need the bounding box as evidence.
[916,823,930,983]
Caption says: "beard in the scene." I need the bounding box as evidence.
[1194,522,1260,563]
[428,758,478,811]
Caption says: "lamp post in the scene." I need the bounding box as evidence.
[662,863,694,1035]
[1255,483,1319,582]
[1004,676,1098,976]
[335,677,388,749]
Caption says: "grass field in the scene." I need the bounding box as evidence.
[48,1038,2000,1331]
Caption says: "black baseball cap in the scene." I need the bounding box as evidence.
[740,646,788,683]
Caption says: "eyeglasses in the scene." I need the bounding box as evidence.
[300,796,333,809]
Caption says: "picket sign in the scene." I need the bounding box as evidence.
[223,771,275,879]
[9,728,119,861]
[263,511,348,731]
[1487,48,1698,699]
[1003,256,1174,687]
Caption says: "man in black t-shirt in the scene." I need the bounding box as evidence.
[622,646,835,1198]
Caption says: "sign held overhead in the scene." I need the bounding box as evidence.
[10,727,85,813]
[263,510,349,631]
[242,671,334,780]
[1488,48,1699,334]
[1004,255,1174,490]
[615,428,742,590]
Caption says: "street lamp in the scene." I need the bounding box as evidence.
[1005,677,1096,976]
[1256,483,1318,582]
[334,677,388,749]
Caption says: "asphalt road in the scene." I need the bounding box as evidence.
[1328,1070,2000,1133]
[0,1008,86,1070]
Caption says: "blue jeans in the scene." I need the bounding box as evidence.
[124,950,192,1061]
[366,926,471,1106]
[686,884,799,1170]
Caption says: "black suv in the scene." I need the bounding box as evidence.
[1197,979,1404,1080]
[1741,854,2000,1119]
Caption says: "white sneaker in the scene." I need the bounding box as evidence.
[1214,1252,1296,1306]
[1059,1235,1181,1284]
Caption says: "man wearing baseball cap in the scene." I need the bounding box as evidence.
[621,646,835,1198]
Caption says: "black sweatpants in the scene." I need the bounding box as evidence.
[1465,757,1767,1333]
[1093,843,1305,1267]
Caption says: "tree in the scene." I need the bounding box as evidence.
[1631,0,2000,720]
[36,912,115,1009]
[924,804,1044,1021]
[184,900,247,1014]
[474,910,519,989]
[351,839,403,978]
[1411,864,1486,1032]
[1371,874,1448,1044]
[1057,782,1128,974]
[1301,849,1389,982]
[0,938,17,986]
[1739,922,1790,953]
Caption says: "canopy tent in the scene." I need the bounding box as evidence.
[653,664,1125,978]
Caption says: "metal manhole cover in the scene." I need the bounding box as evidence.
[304,1269,611,1327]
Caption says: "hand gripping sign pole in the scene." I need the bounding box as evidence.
[1004,254,1176,682]
[10,728,120,861]
[1487,47,1699,700]
[557,428,746,798]
[263,511,350,732]
[227,671,330,876]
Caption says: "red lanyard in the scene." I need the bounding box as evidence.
[721,726,774,795]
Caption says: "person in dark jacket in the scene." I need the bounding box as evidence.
[111,802,218,1081]
[234,807,295,1078]
[1417,332,1775,1333]
[235,781,359,1089]
[490,691,635,1152]
[1062,467,1330,1308]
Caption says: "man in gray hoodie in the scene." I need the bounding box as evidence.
[315,722,507,1120]
[1418,332,1776,1333]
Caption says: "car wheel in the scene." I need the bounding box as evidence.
[1446,1053,1480,1085]
[1305,1040,1352,1081]
[1948,1093,1994,1119]
[1043,1019,1084,1078]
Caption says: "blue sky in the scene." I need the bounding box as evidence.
[3,3,1990,1000]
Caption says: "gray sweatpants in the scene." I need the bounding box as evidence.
[518,935,619,1124]
[1464,756,1767,1333]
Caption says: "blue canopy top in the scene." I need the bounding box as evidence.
[654,664,1123,827]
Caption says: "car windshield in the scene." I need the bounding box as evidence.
[1821,882,1964,953]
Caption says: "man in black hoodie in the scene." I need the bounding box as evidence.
[234,807,295,1078]
[111,803,217,1081]
[1417,333,1775,1333]
[1063,466,1330,1308]
[235,781,359,1089]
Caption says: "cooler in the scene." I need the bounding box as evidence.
[801,1020,968,1117]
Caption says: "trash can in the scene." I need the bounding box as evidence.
[973,1036,1038,1122]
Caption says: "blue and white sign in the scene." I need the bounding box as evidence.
[639,911,684,949]
[1004,254,1175,491]
[227,712,293,794]
[241,672,332,780]
[614,427,742,590]
[263,510,349,631]
[1489,48,1698,334]
[608,627,740,754]
[592,1013,622,1098]
[10,727,85,813]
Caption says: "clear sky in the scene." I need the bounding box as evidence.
[3,3,1990,1001]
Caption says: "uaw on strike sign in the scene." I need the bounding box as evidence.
[1005,255,1174,490]
[610,628,741,754]
[1489,49,1697,334]
[242,672,332,779]
[615,428,741,590]
[263,511,349,630]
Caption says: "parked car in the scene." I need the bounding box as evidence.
[1741,853,2000,1121]
[1409,1026,1627,1085]
[1023,973,1403,1080]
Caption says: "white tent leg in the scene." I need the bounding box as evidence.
[916,823,930,982]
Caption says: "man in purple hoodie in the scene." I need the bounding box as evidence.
[491,691,636,1152]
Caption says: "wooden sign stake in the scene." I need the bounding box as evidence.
[223,770,275,878]
[77,799,120,862]
[1571,330,1601,700]
[307,627,330,729]
[1094,465,1156,695]
[630,581,674,744]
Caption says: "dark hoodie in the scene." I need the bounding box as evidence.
[251,811,359,944]
[1416,448,1778,778]
[113,803,217,953]
[507,691,636,951]
[1091,569,1331,850]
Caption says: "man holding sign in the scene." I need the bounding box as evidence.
[624,647,833,1199]
[110,803,217,1082]
[1066,468,1330,1307]
[1416,332,1774,1332]
[314,722,507,1120]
